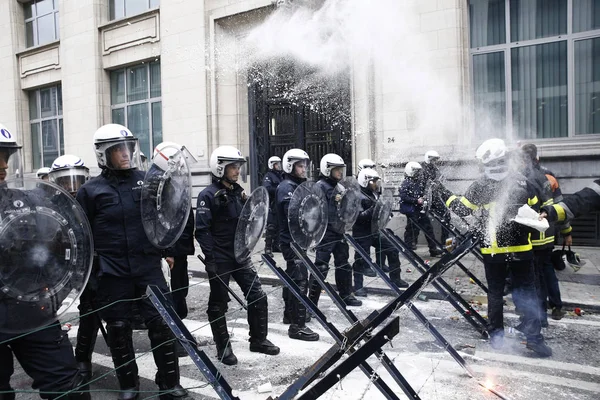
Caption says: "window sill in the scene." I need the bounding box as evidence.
[16,40,60,57]
[98,7,159,31]
[523,136,600,158]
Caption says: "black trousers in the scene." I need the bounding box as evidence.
[170,256,190,319]
[314,231,352,298]
[207,260,265,312]
[0,323,79,398]
[404,212,438,251]
[352,233,401,290]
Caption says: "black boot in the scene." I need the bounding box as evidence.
[208,311,238,366]
[248,300,280,355]
[288,324,319,341]
[106,321,139,400]
[148,322,189,399]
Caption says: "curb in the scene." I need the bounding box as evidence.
[189,270,600,313]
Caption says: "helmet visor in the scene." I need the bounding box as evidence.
[50,168,89,194]
[100,139,141,170]
[290,159,310,179]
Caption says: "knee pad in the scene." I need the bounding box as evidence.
[314,262,329,275]
[147,319,173,344]
[247,294,267,311]
[105,320,131,348]
[207,303,227,319]
[247,291,267,308]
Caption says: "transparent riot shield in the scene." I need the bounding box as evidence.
[0,178,93,334]
[289,181,328,250]
[371,190,394,233]
[234,186,269,263]
[329,177,361,234]
[141,145,193,249]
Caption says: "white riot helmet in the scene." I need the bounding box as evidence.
[320,153,346,181]
[268,156,282,170]
[357,168,380,189]
[424,150,440,164]
[49,154,90,195]
[153,141,197,172]
[93,124,141,170]
[357,159,376,174]
[476,138,509,181]
[36,167,51,179]
[404,161,422,177]
[209,146,246,180]
[282,148,310,175]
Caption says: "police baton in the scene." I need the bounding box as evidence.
[196,254,248,310]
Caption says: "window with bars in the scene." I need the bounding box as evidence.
[109,0,159,20]
[110,61,162,157]
[29,85,63,169]
[469,0,600,139]
[24,0,60,48]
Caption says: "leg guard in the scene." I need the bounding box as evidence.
[147,319,188,399]
[207,306,237,366]
[106,321,139,400]
[307,262,329,307]
[247,297,280,355]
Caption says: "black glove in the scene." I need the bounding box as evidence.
[214,189,229,208]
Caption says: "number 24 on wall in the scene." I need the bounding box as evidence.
[387,137,395,143]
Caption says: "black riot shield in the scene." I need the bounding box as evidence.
[141,144,193,249]
[371,190,394,233]
[234,186,269,263]
[288,181,328,250]
[329,177,361,234]
[0,178,93,334]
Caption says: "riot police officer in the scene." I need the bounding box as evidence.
[263,156,284,257]
[308,154,362,308]
[355,159,380,276]
[276,149,320,341]
[352,168,407,297]
[49,155,99,382]
[399,162,442,257]
[420,150,451,245]
[196,146,280,366]
[76,124,188,399]
[0,123,90,399]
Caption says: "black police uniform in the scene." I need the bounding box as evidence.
[399,175,439,254]
[195,178,279,364]
[165,209,195,320]
[0,186,89,400]
[76,169,187,399]
[262,169,283,255]
[275,173,319,340]
[308,177,358,307]
[438,172,550,353]
[352,186,403,293]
